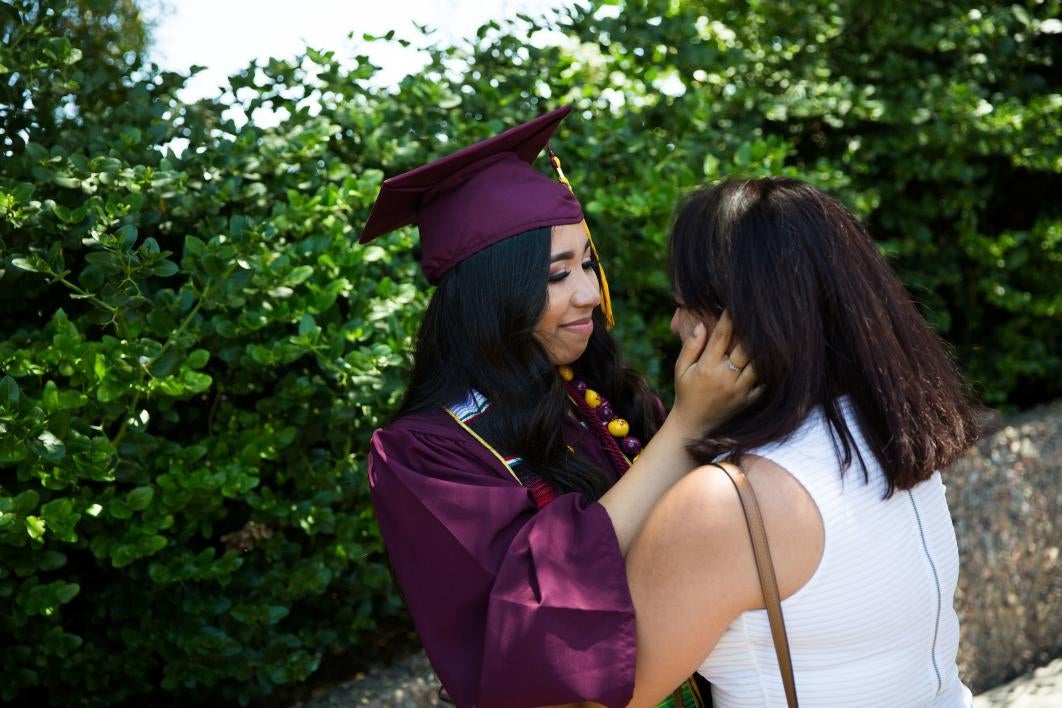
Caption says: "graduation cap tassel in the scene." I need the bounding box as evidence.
[547,146,616,330]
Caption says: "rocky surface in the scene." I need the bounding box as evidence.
[294,652,440,708]
[294,400,1061,707]
[950,400,1061,693]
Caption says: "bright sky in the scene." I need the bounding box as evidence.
[150,0,582,101]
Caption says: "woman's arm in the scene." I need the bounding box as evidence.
[598,312,758,555]
[624,458,824,707]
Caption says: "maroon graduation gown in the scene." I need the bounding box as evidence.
[368,407,635,708]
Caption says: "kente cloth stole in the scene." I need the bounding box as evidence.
[444,390,708,708]
[444,390,557,509]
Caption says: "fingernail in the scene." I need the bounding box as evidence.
[693,323,704,336]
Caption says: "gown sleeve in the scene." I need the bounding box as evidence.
[367,418,636,708]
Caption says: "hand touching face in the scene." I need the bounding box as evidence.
[669,309,759,432]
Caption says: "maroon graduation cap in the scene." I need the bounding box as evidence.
[359,105,582,284]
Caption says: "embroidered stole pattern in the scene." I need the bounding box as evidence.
[445,390,558,509]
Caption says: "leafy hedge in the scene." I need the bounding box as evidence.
[0,0,1059,704]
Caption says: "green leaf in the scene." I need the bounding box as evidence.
[11,183,35,203]
[153,259,179,277]
[9,257,41,273]
[183,236,206,257]
[139,535,167,554]
[111,544,137,567]
[126,486,154,511]
[0,438,27,464]
[148,347,182,378]
[25,142,48,161]
[52,203,74,222]
[734,142,752,166]
[147,562,168,583]
[97,377,126,403]
[284,265,314,286]
[25,516,46,541]
[248,344,274,365]
[230,604,257,625]
[79,264,105,290]
[117,224,138,249]
[13,491,39,515]
[42,381,60,412]
[31,431,66,462]
[0,376,19,405]
[298,314,317,336]
[40,498,75,524]
[120,127,142,145]
[229,214,247,237]
[57,389,88,411]
[37,551,68,571]
[108,499,132,520]
[213,319,236,337]
[85,251,119,269]
[186,349,210,369]
[56,583,80,604]
[182,371,212,394]
[703,153,720,177]
[266,605,290,625]
[54,175,81,189]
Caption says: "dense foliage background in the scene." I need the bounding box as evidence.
[1,0,1058,704]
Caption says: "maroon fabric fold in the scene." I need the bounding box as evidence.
[368,409,636,708]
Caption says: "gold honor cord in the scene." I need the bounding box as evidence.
[547,145,616,330]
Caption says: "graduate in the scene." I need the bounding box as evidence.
[361,106,758,708]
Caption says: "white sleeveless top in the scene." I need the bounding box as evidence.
[698,399,973,707]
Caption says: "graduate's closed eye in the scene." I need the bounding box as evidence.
[550,259,597,283]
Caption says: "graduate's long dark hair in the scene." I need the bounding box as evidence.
[669,178,979,497]
[397,227,662,501]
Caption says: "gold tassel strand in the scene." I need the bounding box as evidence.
[547,145,616,330]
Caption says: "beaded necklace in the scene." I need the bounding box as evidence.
[558,365,643,472]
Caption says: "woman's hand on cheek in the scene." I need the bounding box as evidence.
[670,310,759,433]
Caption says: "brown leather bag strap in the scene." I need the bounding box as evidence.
[711,463,798,708]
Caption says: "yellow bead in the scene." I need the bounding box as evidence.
[558,365,574,382]
[585,389,602,408]
[633,454,640,463]
[607,418,630,438]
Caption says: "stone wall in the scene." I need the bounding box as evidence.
[950,400,1061,693]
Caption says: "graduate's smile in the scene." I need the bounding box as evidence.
[560,317,593,335]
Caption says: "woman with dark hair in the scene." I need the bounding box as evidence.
[624,177,979,707]
[361,107,757,708]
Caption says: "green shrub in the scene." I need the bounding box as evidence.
[1,2,419,704]
[0,0,1058,704]
[554,0,1062,405]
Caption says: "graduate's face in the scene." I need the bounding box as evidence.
[534,223,601,365]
